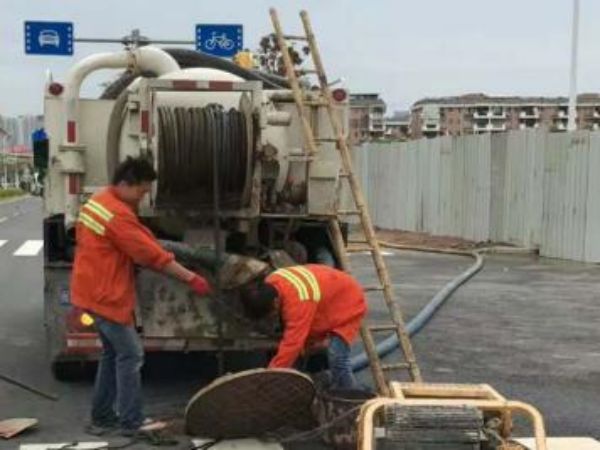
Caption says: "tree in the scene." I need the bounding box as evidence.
[256,34,310,76]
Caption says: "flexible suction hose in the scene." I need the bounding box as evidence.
[351,243,485,372]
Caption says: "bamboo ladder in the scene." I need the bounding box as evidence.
[269,8,423,395]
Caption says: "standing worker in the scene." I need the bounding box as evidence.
[241,264,366,389]
[71,156,212,436]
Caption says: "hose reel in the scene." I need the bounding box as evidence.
[156,104,254,210]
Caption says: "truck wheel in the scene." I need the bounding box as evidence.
[51,360,90,382]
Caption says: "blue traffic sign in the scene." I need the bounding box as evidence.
[196,24,243,57]
[25,21,73,56]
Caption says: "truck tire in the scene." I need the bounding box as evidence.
[51,360,92,382]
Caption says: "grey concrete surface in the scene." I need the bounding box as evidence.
[1,197,600,448]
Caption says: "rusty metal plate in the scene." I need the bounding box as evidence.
[0,418,37,439]
[185,368,316,438]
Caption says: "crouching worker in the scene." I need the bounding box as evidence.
[241,264,367,389]
[71,156,212,437]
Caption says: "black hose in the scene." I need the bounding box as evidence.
[156,104,251,209]
[100,48,288,100]
[0,372,59,401]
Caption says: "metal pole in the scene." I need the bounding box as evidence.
[3,153,7,187]
[15,159,19,188]
[74,38,194,45]
[212,113,224,376]
[568,0,580,131]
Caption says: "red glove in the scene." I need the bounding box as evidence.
[188,274,212,296]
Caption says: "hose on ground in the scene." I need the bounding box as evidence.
[351,243,485,372]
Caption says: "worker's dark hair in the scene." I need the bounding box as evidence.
[111,156,157,186]
[241,281,278,320]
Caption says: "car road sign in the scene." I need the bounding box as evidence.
[25,21,73,56]
[196,24,243,58]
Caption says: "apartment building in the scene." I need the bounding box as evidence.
[410,93,600,139]
[349,93,386,144]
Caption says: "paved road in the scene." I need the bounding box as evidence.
[2,197,600,448]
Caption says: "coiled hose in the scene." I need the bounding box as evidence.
[351,243,485,372]
[156,104,252,209]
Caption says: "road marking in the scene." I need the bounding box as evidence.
[13,240,44,256]
[0,217,6,223]
[0,240,6,248]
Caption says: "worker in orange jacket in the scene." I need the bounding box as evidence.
[71,156,211,436]
[241,264,367,389]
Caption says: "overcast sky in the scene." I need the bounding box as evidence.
[2,0,600,116]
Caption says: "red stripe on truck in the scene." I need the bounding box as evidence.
[208,81,234,91]
[172,80,198,90]
[68,174,80,194]
[67,121,76,143]
[140,110,149,133]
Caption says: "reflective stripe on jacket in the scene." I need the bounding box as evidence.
[70,187,174,325]
[266,264,367,368]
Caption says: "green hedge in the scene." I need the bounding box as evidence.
[0,188,25,200]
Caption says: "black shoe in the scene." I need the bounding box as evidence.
[85,421,118,436]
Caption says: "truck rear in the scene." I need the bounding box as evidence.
[40,46,350,378]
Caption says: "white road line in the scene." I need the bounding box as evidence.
[0,217,6,223]
[0,240,6,248]
[13,240,44,256]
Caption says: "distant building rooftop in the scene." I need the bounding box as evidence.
[350,93,386,107]
[413,93,600,108]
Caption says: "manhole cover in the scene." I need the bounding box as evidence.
[185,368,316,438]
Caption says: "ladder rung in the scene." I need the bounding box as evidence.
[337,209,360,215]
[348,238,368,244]
[287,155,315,162]
[315,137,339,142]
[363,285,384,292]
[304,100,328,107]
[339,172,350,177]
[368,324,397,332]
[347,245,373,253]
[283,34,308,41]
[296,69,318,75]
[381,363,410,371]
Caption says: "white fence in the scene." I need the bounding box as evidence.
[353,130,600,262]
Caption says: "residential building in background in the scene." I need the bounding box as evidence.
[349,93,386,144]
[410,93,600,139]
[0,114,43,188]
[0,114,43,151]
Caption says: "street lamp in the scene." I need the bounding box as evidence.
[568,0,580,132]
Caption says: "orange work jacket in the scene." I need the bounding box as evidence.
[70,187,174,325]
[266,264,367,368]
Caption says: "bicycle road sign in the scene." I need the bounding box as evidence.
[25,21,73,56]
[196,24,243,57]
